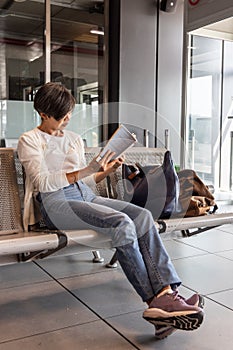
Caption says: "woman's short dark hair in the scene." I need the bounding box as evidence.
[34,82,76,121]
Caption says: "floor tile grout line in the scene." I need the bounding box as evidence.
[33,261,141,350]
[211,251,233,261]
[204,296,233,312]
[171,238,222,255]
[171,248,233,261]
[182,284,233,312]
[0,319,107,346]
[206,286,233,295]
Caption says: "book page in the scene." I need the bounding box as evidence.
[98,124,137,160]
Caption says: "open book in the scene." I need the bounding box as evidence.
[97,124,137,160]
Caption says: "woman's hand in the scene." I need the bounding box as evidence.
[94,154,125,183]
[104,156,125,174]
[88,150,116,172]
[67,150,124,184]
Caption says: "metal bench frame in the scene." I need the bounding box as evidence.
[1,147,233,267]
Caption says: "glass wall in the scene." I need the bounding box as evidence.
[220,40,233,191]
[0,0,45,145]
[0,0,105,147]
[186,35,222,186]
[186,34,233,192]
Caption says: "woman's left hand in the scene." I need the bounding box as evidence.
[94,155,125,183]
[104,156,125,173]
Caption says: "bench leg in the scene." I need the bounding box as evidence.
[106,250,118,268]
[92,250,104,263]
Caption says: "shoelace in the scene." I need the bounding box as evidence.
[168,291,182,300]
[170,290,188,303]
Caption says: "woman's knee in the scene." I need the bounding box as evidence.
[111,212,138,246]
[142,207,154,218]
[136,206,154,223]
[112,211,134,228]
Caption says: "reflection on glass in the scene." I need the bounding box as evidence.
[0,0,45,140]
[50,2,104,147]
[0,0,105,147]
[187,35,222,185]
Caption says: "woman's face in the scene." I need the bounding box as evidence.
[56,111,72,129]
[42,111,72,131]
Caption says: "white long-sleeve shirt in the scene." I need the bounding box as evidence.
[17,127,96,230]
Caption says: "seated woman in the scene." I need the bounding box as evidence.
[17,82,204,340]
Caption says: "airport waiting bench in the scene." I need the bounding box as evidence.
[0,147,167,266]
[1,147,233,267]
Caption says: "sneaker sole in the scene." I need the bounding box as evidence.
[197,295,205,309]
[154,325,177,340]
[153,294,205,339]
[144,310,204,331]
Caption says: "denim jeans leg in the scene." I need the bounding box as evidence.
[138,229,181,296]
[116,229,181,302]
[38,187,181,302]
[116,240,155,302]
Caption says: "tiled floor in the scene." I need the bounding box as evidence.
[0,215,233,348]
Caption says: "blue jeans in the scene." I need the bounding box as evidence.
[37,181,181,302]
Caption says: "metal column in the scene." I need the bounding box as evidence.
[45,0,51,83]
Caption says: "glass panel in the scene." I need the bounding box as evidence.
[0,0,105,147]
[50,1,104,147]
[186,35,222,187]
[0,0,45,142]
[220,40,233,192]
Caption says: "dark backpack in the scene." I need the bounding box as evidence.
[122,150,181,219]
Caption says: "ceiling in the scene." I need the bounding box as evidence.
[189,17,233,75]
[192,16,233,41]
[0,0,104,44]
[2,1,233,45]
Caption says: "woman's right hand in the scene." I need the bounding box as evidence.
[67,150,116,184]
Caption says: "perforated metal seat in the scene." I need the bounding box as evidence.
[0,148,23,235]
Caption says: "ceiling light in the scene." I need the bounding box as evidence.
[90,28,104,36]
